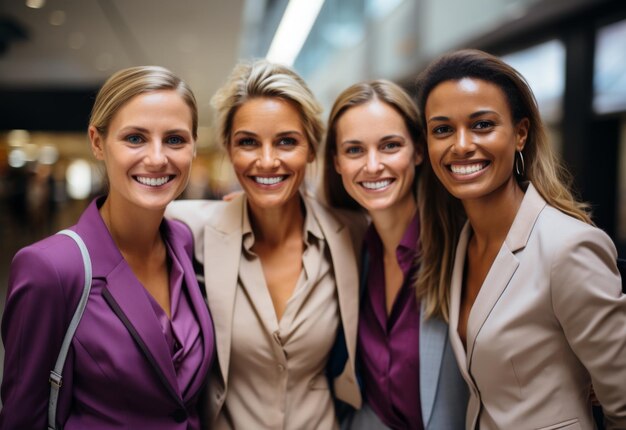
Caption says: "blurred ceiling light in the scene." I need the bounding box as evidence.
[49,10,66,26]
[8,149,27,168]
[66,159,92,200]
[266,0,325,66]
[26,0,45,9]
[7,129,30,146]
[39,145,59,165]
[68,32,86,49]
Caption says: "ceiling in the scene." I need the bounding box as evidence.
[0,0,250,134]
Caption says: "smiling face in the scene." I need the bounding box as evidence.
[228,97,313,211]
[333,100,422,216]
[89,90,195,213]
[424,78,528,203]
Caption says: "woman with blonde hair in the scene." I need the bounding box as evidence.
[166,59,365,429]
[323,79,467,429]
[416,48,626,429]
[1,66,214,429]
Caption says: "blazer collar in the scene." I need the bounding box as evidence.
[72,197,202,406]
[450,183,547,368]
[419,307,448,427]
[201,195,245,391]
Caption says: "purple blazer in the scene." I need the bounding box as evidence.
[0,198,214,430]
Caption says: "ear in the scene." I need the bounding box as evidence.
[515,118,529,152]
[89,126,105,160]
[413,141,424,166]
[333,154,342,175]
[307,144,316,163]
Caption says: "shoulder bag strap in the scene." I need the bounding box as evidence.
[47,229,92,430]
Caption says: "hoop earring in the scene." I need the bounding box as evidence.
[515,150,525,177]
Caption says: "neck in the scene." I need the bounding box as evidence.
[100,196,165,257]
[247,194,304,247]
[369,196,417,255]
[463,179,524,249]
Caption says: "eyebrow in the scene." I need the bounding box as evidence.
[119,126,190,135]
[233,130,303,138]
[340,134,405,146]
[427,110,499,123]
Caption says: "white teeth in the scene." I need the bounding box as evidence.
[136,176,170,186]
[254,176,284,185]
[450,163,487,175]
[361,179,392,190]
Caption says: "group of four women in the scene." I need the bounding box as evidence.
[1,49,625,429]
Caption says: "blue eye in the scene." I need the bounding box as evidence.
[381,142,400,150]
[166,135,185,145]
[126,134,144,144]
[237,138,256,147]
[278,137,297,146]
[345,146,362,155]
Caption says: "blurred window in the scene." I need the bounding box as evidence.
[593,19,626,115]
[502,40,566,125]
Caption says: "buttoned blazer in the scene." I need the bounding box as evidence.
[0,198,214,430]
[448,183,626,430]
[166,193,366,422]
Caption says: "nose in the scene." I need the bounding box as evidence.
[452,128,475,156]
[145,141,168,169]
[364,150,383,174]
[256,143,279,169]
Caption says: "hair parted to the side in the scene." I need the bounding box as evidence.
[322,79,423,210]
[211,59,323,155]
[414,49,592,321]
[90,65,198,139]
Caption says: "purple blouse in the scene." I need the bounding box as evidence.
[358,213,424,430]
[145,239,208,429]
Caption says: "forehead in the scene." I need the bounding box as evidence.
[425,78,511,118]
[112,90,193,123]
[232,97,304,130]
[337,100,408,132]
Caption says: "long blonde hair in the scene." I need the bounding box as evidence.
[415,49,591,321]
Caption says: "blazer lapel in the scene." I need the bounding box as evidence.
[202,196,244,392]
[419,304,447,427]
[308,197,360,401]
[464,183,548,365]
[102,263,183,403]
[73,198,183,405]
[164,220,214,401]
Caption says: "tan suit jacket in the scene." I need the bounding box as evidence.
[448,183,626,430]
[166,193,365,424]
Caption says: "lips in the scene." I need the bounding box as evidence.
[448,161,489,175]
[135,175,173,186]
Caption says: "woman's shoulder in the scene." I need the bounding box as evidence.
[166,196,243,234]
[9,232,84,300]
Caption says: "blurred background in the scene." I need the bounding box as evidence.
[0,0,625,391]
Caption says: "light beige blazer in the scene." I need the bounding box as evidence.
[166,193,365,423]
[448,183,626,430]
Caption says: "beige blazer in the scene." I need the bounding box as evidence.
[448,183,626,430]
[166,193,365,423]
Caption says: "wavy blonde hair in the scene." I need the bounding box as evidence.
[211,59,323,155]
[415,49,591,321]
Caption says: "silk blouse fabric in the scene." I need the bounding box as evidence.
[448,183,626,429]
[358,213,424,429]
[0,197,214,430]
